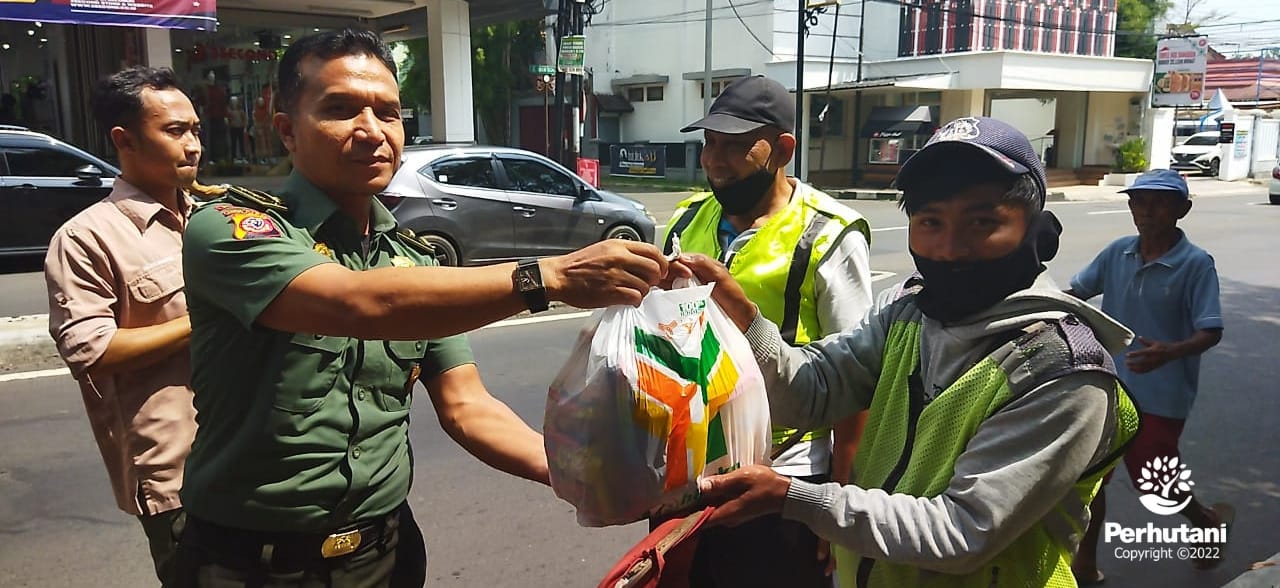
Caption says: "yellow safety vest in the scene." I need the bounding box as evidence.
[662,184,871,445]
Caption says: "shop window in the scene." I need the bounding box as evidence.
[2,147,92,178]
[624,85,665,103]
[810,96,844,138]
[699,78,740,99]
[869,134,929,165]
[428,157,498,189]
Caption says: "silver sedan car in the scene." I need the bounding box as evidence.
[378,145,656,266]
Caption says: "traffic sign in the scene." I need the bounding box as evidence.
[529,64,556,75]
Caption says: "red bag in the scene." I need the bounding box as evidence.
[596,507,716,588]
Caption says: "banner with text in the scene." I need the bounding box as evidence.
[1153,36,1208,107]
[609,144,666,178]
[0,0,217,31]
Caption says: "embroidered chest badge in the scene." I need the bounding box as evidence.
[313,242,335,259]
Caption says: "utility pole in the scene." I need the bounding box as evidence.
[703,0,713,115]
[795,4,807,179]
[553,0,568,163]
[851,0,866,185]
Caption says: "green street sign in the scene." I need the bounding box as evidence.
[557,35,585,76]
[529,64,556,75]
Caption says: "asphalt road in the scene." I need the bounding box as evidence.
[1,188,1278,587]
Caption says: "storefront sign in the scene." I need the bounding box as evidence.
[577,158,600,188]
[190,44,280,63]
[558,35,585,76]
[1233,128,1250,159]
[610,144,665,178]
[0,0,216,31]
[1218,122,1235,144]
[1152,36,1208,107]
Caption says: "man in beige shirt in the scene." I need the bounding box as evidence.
[44,65,202,583]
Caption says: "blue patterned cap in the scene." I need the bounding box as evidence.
[897,116,1048,206]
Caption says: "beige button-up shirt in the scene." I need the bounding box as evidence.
[44,178,195,516]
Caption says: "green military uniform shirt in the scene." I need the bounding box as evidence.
[181,171,474,532]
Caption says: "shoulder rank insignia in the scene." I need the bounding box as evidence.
[223,185,288,213]
[394,228,438,257]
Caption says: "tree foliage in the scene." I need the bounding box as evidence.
[394,20,545,145]
[1115,0,1171,59]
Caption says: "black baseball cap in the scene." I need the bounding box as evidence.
[680,75,795,135]
[896,116,1048,206]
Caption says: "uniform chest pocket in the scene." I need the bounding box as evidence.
[377,340,427,413]
[126,257,184,304]
[275,332,351,414]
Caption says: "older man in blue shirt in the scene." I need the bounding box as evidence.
[1067,169,1230,583]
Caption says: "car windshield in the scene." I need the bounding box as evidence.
[1184,135,1218,146]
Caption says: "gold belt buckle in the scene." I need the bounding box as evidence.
[320,529,363,559]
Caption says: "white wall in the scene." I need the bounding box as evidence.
[1219,112,1254,181]
[1252,116,1279,176]
[586,0,777,143]
[990,97,1057,156]
[1145,107,1175,170]
[1083,92,1137,167]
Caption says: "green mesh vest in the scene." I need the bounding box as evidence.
[662,187,870,446]
[835,291,1140,588]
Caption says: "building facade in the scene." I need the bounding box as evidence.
[583,0,1152,186]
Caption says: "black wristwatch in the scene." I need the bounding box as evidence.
[513,258,549,313]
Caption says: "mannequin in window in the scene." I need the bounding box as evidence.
[203,71,228,162]
[227,95,247,162]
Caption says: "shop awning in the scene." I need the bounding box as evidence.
[594,93,634,113]
[861,106,936,138]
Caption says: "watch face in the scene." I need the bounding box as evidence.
[516,270,539,292]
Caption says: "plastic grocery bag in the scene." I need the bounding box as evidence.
[545,280,771,527]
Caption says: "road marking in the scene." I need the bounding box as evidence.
[871,271,897,282]
[480,310,595,330]
[1087,210,1130,215]
[0,367,69,383]
[871,225,907,232]
[655,224,667,231]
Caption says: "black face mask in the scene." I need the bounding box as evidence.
[911,211,1062,323]
[711,166,776,215]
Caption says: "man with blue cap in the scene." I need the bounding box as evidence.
[1068,169,1231,582]
[670,117,1141,587]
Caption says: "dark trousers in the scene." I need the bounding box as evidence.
[139,508,186,584]
[654,474,830,588]
[167,503,427,588]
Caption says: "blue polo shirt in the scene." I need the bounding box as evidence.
[1070,230,1223,419]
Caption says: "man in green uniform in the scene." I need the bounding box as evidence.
[174,29,671,587]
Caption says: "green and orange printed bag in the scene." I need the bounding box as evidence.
[545,281,771,527]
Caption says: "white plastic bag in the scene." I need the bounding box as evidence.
[544,281,771,527]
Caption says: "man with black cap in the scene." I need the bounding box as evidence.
[669,116,1141,587]
[660,75,873,586]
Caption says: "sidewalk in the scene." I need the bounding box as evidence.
[827,176,1265,203]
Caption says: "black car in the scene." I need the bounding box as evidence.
[378,145,656,266]
[0,126,119,258]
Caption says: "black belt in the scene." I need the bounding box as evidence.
[180,505,403,570]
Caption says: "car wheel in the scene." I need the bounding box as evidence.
[604,224,642,241]
[420,233,460,266]
[1207,158,1220,176]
